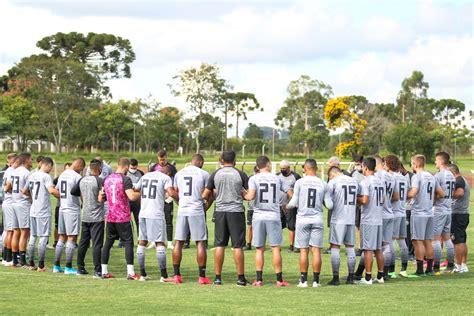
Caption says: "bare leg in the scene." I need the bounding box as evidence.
[214,246,225,276]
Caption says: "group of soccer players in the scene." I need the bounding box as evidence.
[0,149,470,287]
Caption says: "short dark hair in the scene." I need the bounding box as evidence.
[352,153,363,163]
[118,157,130,167]
[435,151,450,165]
[328,166,341,176]
[448,163,460,174]
[384,154,401,172]
[304,158,317,170]
[90,159,102,171]
[221,150,236,163]
[41,157,54,166]
[36,155,45,163]
[17,152,31,165]
[75,158,86,168]
[253,165,259,174]
[256,156,270,169]
[157,150,167,158]
[363,157,376,171]
[192,154,204,163]
[130,159,138,166]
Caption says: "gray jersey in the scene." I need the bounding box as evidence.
[12,166,31,207]
[292,176,328,224]
[127,169,144,184]
[55,169,82,214]
[249,172,284,221]
[328,175,359,225]
[136,171,172,219]
[351,170,365,183]
[28,171,54,217]
[392,172,408,217]
[71,176,104,222]
[358,175,384,225]
[411,171,437,216]
[278,172,299,205]
[174,165,209,217]
[452,176,470,214]
[433,169,456,215]
[85,162,113,179]
[206,166,248,213]
[2,167,14,204]
[375,169,397,219]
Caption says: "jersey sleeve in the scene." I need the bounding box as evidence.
[134,177,142,190]
[239,170,249,189]
[411,173,421,189]
[358,179,369,196]
[164,175,172,190]
[70,178,82,197]
[123,175,133,190]
[44,174,54,188]
[455,176,465,190]
[248,176,257,190]
[206,171,217,190]
[203,171,210,187]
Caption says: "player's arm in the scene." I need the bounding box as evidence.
[48,186,60,198]
[391,191,400,201]
[21,185,31,197]
[4,179,12,193]
[204,192,215,211]
[98,190,105,203]
[407,187,418,199]
[243,188,256,201]
[126,188,140,201]
[323,186,333,210]
[453,177,465,199]
[434,187,445,199]
[202,171,216,200]
[167,187,178,202]
[357,194,368,205]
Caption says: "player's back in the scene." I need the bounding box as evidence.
[209,166,247,212]
[359,175,384,226]
[28,170,53,217]
[2,166,15,204]
[294,175,327,223]
[57,169,81,213]
[392,172,408,217]
[104,173,132,222]
[138,171,172,219]
[433,169,456,215]
[375,169,396,218]
[411,171,436,216]
[250,172,282,221]
[78,175,104,222]
[11,166,31,206]
[175,165,209,216]
[452,176,470,214]
[328,174,358,225]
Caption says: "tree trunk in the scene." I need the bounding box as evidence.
[224,103,228,149]
[196,107,202,153]
[235,103,240,138]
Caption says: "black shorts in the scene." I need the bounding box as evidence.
[451,214,469,244]
[106,222,133,242]
[247,209,254,225]
[285,207,297,231]
[355,206,361,228]
[214,212,246,248]
[54,206,59,229]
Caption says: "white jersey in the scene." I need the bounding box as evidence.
[292,175,329,225]
[2,166,14,204]
[328,175,359,225]
[433,169,456,215]
[375,169,397,219]
[28,171,54,218]
[56,169,82,214]
[136,171,172,219]
[249,172,285,221]
[392,172,408,217]
[12,166,31,207]
[174,165,209,217]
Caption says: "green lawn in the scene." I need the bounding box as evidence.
[1,198,473,314]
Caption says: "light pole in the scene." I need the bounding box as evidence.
[272,128,275,159]
[262,144,266,155]
[242,144,246,158]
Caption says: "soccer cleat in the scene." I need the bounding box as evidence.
[297,281,308,288]
[440,260,448,268]
[127,274,140,280]
[327,279,340,286]
[4,261,13,267]
[28,265,37,271]
[236,279,251,287]
[287,245,294,253]
[253,280,264,287]
[312,281,321,288]
[101,273,114,279]
[407,273,424,279]
[424,271,434,277]
[93,272,102,279]
[198,277,212,285]
[462,265,469,273]
[64,267,78,275]
[294,248,300,253]
[77,269,89,275]
[37,267,46,273]
[243,244,252,251]
[434,271,442,276]
[52,265,64,273]
[358,278,373,285]
[183,242,190,249]
[373,277,385,284]
[46,244,55,250]
[353,274,362,281]
[161,275,182,284]
[388,272,397,279]
[146,243,155,250]
[167,241,174,250]
[139,275,150,282]
[213,278,223,285]
[276,280,289,287]
[399,270,408,278]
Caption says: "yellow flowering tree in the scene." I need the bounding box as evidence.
[324,96,367,157]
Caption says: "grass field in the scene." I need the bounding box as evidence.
[0,154,472,314]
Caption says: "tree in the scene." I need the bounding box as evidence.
[244,123,263,139]
[184,113,225,152]
[275,75,332,156]
[170,63,227,153]
[11,56,101,152]
[384,123,434,162]
[431,99,465,128]
[397,70,430,123]
[226,92,261,139]
[36,32,135,80]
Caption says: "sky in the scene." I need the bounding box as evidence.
[0,0,472,136]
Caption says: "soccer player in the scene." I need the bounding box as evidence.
[170,154,212,284]
[374,155,399,280]
[127,158,144,234]
[350,154,364,256]
[326,166,358,286]
[71,159,105,277]
[448,164,470,273]
[1,153,17,266]
[100,158,140,280]
[244,165,259,251]
[53,158,85,274]
[384,155,409,277]
[149,150,178,250]
[202,150,250,286]
[24,157,59,271]
[287,159,332,288]
[407,154,443,277]
[135,161,176,282]
[355,157,385,285]
[52,162,72,249]
[278,160,300,253]
[432,152,456,274]
[8,152,33,267]
[244,156,288,287]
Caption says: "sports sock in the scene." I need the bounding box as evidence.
[127,264,135,276]
[416,260,424,274]
[276,272,283,282]
[397,239,408,271]
[425,259,433,273]
[238,274,245,282]
[54,240,65,266]
[19,251,26,265]
[445,239,455,267]
[199,266,206,278]
[377,271,383,279]
[12,251,18,265]
[101,264,108,275]
[330,248,340,276]
[256,270,263,282]
[300,272,307,283]
[5,248,12,262]
[313,272,320,283]
[346,247,356,274]
[137,245,146,276]
[38,237,48,268]
[382,243,391,274]
[215,274,222,281]
[156,245,167,278]
[174,264,181,276]
[432,240,442,270]
[65,241,75,268]
[389,241,396,272]
[365,273,371,282]
[27,236,37,265]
